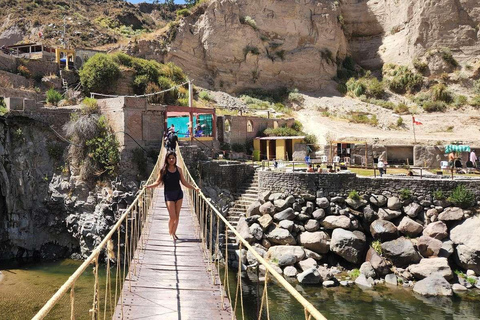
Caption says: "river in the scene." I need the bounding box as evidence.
[1,260,480,319]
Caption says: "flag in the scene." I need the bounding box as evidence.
[412,116,422,125]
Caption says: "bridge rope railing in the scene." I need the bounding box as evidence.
[33,146,167,320]
[176,148,327,320]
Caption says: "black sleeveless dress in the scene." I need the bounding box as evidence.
[163,167,183,202]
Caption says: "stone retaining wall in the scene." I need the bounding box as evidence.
[259,171,480,199]
[199,161,255,192]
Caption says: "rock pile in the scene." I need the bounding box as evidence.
[236,191,480,296]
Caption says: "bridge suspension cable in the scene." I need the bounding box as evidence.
[33,144,326,320]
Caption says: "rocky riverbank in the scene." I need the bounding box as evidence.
[237,190,480,296]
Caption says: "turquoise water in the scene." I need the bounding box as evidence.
[1,259,480,319]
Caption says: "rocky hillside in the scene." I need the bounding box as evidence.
[126,0,480,93]
[0,0,178,48]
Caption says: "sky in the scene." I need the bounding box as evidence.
[127,0,187,4]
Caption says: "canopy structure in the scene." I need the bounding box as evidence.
[445,145,471,154]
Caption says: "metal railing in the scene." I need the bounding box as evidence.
[33,147,166,319]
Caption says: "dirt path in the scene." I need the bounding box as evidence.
[296,95,480,146]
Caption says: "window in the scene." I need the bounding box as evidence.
[225,119,231,132]
[247,120,253,133]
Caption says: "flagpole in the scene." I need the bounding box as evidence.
[412,115,416,143]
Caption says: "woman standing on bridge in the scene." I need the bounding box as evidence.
[145,151,199,240]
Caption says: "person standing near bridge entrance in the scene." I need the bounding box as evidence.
[145,151,199,240]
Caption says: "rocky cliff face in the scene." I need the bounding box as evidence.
[0,116,74,260]
[135,0,480,92]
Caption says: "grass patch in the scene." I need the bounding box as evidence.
[383,64,423,94]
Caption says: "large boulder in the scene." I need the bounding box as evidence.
[259,202,276,215]
[355,274,374,289]
[304,219,320,232]
[408,257,453,280]
[299,231,331,254]
[370,220,399,241]
[249,223,263,241]
[316,197,330,208]
[330,229,367,264]
[377,208,402,220]
[267,245,305,263]
[321,215,351,229]
[381,237,421,267]
[417,236,442,257]
[404,202,423,218]
[450,217,480,274]
[277,254,296,267]
[273,199,290,212]
[279,220,294,231]
[297,267,322,284]
[247,200,264,217]
[266,227,296,245]
[273,208,296,221]
[365,247,391,276]
[413,274,453,296]
[246,245,267,265]
[438,207,464,221]
[398,216,423,237]
[360,262,376,278]
[298,258,318,271]
[387,197,402,210]
[423,221,448,240]
[236,217,254,243]
[258,214,273,229]
[346,197,367,210]
[369,194,387,207]
[312,208,326,220]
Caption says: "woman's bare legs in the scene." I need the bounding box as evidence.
[172,198,183,239]
[166,201,177,238]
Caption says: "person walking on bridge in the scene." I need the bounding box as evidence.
[145,151,199,240]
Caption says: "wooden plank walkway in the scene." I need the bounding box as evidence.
[114,188,233,320]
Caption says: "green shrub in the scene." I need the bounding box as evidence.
[46,88,63,105]
[346,76,384,99]
[176,8,191,17]
[337,83,347,95]
[372,240,382,255]
[413,59,428,73]
[291,120,303,132]
[199,91,213,101]
[470,95,480,107]
[160,62,186,84]
[17,65,31,78]
[131,58,162,83]
[448,185,475,209]
[396,117,403,127]
[243,16,258,30]
[288,88,304,103]
[384,65,423,93]
[79,54,120,93]
[348,269,360,279]
[433,189,446,200]
[423,101,447,112]
[467,277,477,285]
[474,80,480,94]
[394,103,409,114]
[440,48,458,68]
[80,97,98,115]
[133,74,150,94]
[85,116,120,177]
[275,50,285,61]
[304,134,317,146]
[0,98,7,116]
[112,52,133,67]
[431,83,452,103]
[231,143,246,153]
[453,95,467,108]
[399,188,412,200]
[264,126,298,137]
[348,190,360,200]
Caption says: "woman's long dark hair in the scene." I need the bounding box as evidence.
[160,151,177,183]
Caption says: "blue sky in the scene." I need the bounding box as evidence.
[127,0,187,3]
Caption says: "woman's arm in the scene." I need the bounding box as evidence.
[178,167,200,192]
[145,173,162,189]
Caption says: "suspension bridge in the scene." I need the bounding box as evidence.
[32,146,326,320]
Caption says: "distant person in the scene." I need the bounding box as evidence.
[306,164,314,172]
[448,151,455,176]
[377,159,385,177]
[273,159,278,169]
[304,155,311,165]
[316,165,322,173]
[470,150,477,168]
